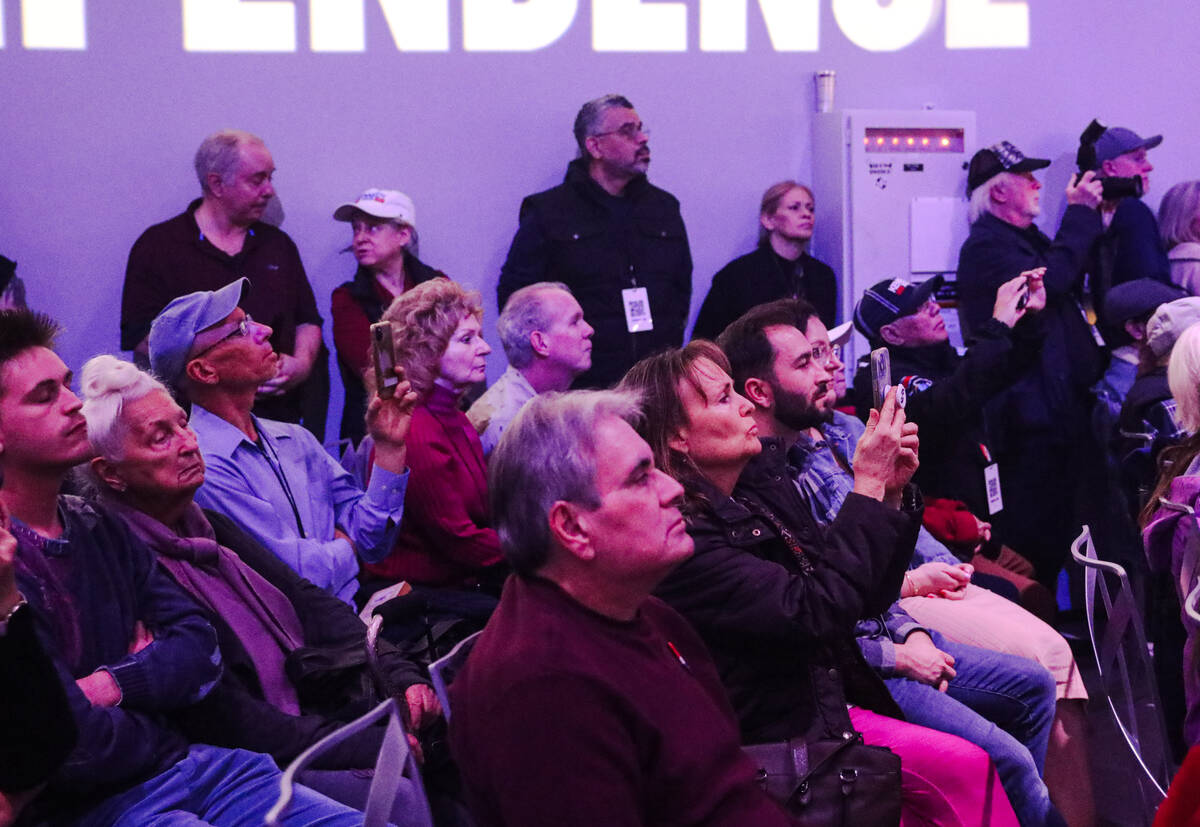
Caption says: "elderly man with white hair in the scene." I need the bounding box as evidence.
[466,282,594,457]
[450,390,796,826]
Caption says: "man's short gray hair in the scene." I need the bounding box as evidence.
[497,282,572,369]
[79,354,170,461]
[968,172,1012,224]
[490,389,642,576]
[194,129,265,194]
[573,94,635,156]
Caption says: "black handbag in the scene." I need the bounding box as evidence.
[743,729,902,826]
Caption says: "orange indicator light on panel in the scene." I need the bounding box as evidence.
[906,137,914,145]
[922,137,930,145]
[940,137,950,147]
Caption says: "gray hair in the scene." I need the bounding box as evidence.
[490,389,642,576]
[1159,180,1200,249]
[968,172,1011,224]
[573,94,635,156]
[79,354,170,461]
[194,129,265,194]
[497,281,572,369]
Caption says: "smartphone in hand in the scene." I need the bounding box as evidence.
[370,322,399,400]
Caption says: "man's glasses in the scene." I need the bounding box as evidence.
[592,122,650,141]
[190,314,254,359]
[810,343,842,366]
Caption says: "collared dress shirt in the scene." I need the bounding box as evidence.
[189,404,408,604]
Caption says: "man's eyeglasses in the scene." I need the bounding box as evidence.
[190,314,254,359]
[592,122,649,141]
[810,343,842,366]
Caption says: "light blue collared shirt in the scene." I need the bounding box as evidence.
[189,404,408,604]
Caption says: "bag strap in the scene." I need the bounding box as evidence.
[734,495,816,575]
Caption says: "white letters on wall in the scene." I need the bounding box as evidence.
[464,0,577,51]
[831,0,939,51]
[183,0,296,51]
[0,0,1028,52]
[310,0,365,50]
[21,0,86,49]
[700,0,819,52]
[593,0,686,51]
[307,0,449,51]
[379,0,449,50]
[945,0,1028,48]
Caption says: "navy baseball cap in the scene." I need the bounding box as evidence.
[149,278,249,386]
[1094,126,1162,167]
[854,276,944,341]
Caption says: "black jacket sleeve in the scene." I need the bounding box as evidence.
[497,196,549,311]
[0,605,77,792]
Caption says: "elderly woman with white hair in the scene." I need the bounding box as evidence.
[78,354,441,822]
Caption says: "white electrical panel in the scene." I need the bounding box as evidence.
[811,109,976,360]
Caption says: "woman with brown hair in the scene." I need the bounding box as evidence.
[620,341,1020,825]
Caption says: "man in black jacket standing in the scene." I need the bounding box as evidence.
[956,140,1103,583]
[497,94,692,389]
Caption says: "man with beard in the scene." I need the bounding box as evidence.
[761,301,1096,826]
[718,298,1066,827]
[497,94,692,389]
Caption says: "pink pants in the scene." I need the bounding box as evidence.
[849,707,1019,827]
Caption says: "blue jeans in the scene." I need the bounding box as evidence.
[886,630,1061,827]
[77,745,362,826]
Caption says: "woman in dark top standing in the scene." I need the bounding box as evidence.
[693,181,838,340]
[330,188,443,443]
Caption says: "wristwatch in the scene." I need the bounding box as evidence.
[0,595,28,638]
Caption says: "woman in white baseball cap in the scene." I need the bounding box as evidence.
[331,189,445,444]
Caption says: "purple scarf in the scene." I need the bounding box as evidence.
[112,500,305,715]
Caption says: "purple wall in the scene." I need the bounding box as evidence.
[1,1,1192,438]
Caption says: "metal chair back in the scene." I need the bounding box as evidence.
[1071,525,1173,821]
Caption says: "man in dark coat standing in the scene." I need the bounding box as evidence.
[955,140,1104,583]
[497,94,692,389]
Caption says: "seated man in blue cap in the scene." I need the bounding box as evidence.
[149,278,417,605]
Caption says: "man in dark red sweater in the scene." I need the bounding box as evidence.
[450,389,796,826]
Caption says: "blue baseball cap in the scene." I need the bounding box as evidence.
[149,278,249,386]
[1094,126,1162,167]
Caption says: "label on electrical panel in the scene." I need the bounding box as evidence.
[903,163,925,172]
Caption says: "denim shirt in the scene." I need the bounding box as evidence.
[791,411,960,567]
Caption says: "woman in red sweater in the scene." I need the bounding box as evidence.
[363,278,507,596]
